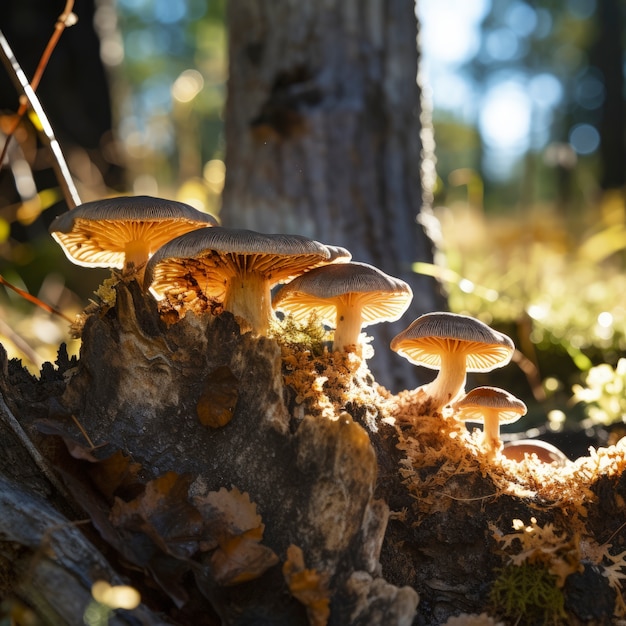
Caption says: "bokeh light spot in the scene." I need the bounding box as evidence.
[569,123,600,155]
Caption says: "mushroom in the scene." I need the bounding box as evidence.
[144,227,332,335]
[502,439,568,466]
[272,261,412,353]
[390,312,515,411]
[453,386,527,458]
[49,195,218,280]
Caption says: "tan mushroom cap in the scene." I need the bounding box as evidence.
[144,226,332,334]
[453,386,527,458]
[391,312,515,410]
[323,245,352,264]
[390,312,515,372]
[272,261,412,352]
[502,439,569,466]
[49,195,218,275]
[454,386,527,425]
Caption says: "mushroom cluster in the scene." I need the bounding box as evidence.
[390,311,567,462]
[50,196,410,352]
[50,194,563,463]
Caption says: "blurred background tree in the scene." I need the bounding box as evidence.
[2,0,626,442]
[221,0,443,390]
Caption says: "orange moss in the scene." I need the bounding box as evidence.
[280,342,389,424]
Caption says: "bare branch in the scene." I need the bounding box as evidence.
[0,29,81,209]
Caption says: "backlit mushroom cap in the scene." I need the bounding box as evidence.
[49,195,218,277]
[272,261,412,352]
[453,386,527,458]
[144,227,332,335]
[390,312,515,410]
[502,439,568,466]
[323,245,352,264]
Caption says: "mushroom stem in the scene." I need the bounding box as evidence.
[481,410,501,458]
[422,351,467,410]
[224,272,272,335]
[332,300,364,353]
[124,239,151,279]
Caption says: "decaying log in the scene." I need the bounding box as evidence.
[1,278,625,626]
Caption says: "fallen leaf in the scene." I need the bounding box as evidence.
[111,472,203,560]
[209,535,279,586]
[194,487,278,585]
[89,450,143,501]
[194,486,263,539]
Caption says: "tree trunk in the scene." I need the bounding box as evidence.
[221,0,444,392]
[592,0,626,191]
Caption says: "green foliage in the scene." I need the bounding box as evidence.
[415,195,626,429]
[489,563,567,626]
[572,358,626,426]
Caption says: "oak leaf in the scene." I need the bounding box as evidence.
[194,487,278,585]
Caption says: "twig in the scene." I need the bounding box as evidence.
[70,414,96,450]
[0,392,72,502]
[0,274,74,323]
[0,28,81,209]
[0,2,77,166]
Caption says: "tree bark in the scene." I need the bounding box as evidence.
[221,0,445,392]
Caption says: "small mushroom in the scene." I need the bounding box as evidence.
[453,386,527,458]
[502,439,569,466]
[272,261,412,353]
[390,312,515,411]
[49,195,218,280]
[144,227,332,335]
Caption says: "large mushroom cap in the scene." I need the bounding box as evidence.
[145,226,332,294]
[453,386,527,425]
[49,195,218,270]
[272,261,412,327]
[390,312,514,372]
[144,227,333,335]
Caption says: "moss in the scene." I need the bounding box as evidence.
[270,312,329,356]
[489,563,567,625]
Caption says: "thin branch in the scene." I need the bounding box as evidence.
[0,2,76,163]
[0,274,74,323]
[0,28,81,209]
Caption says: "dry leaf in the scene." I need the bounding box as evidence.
[194,487,278,585]
[283,544,330,626]
[111,472,203,560]
[209,535,279,586]
[194,486,263,538]
[88,450,143,501]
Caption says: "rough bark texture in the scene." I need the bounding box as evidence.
[222,0,445,392]
[1,281,625,626]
